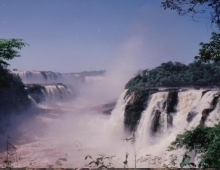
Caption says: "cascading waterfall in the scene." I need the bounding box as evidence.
[110,89,220,167]
[12,70,84,86]
[1,86,219,168]
[108,89,130,137]
[44,84,72,101]
[172,90,203,132]
[135,92,169,147]
[26,84,73,105]
[206,93,220,126]
[12,70,64,84]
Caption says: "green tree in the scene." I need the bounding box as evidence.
[162,1,220,64]
[0,38,27,67]
[169,123,220,168]
[0,39,32,133]
[161,0,220,29]
[0,38,27,89]
[195,32,220,63]
[125,61,220,89]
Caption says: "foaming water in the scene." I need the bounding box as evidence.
[135,92,169,148]
[0,91,131,168]
[1,89,219,168]
[132,90,220,168]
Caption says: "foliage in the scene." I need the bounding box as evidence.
[123,152,129,168]
[85,154,115,168]
[0,65,31,115]
[26,84,46,103]
[0,38,31,123]
[161,0,220,29]
[163,154,178,168]
[47,154,68,168]
[138,154,162,166]
[125,61,220,89]
[161,1,220,64]
[169,123,220,168]
[0,39,27,67]
[179,154,196,168]
[0,76,9,90]
[0,38,27,90]
[195,32,220,63]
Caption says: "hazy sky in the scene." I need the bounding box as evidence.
[0,0,214,73]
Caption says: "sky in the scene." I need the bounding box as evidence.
[0,0,214,73]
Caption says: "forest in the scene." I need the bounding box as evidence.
[125,61,220,89]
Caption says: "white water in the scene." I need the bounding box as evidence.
[136,92,169,148]
[108,90,130,137]
[132,90,220,168]
[1,89,219,168]
[43,84,73,101]
[0,90,131,168]
[12,70,84,87]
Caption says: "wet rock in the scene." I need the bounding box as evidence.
[166,91,178,113]
[124,88,159,132]
[202,90,211,97]
[200,108,213,124]
[151,109,161,133]
[167,113,173,128]
[211,92,220,109]
[187,111,198,122]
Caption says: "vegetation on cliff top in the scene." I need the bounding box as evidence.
[125,61,220,89]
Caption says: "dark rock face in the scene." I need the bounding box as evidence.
[166,91,178,113]
[124,88,159,132]
[211,92,220,109]
[166,91,178,127]
[124,89,179,133]
[151,109,161,133]
[187,111,198,122]
[150,91,178,134]
[26,84,46,103]
[202,90,211,97]
[200,108,213,124]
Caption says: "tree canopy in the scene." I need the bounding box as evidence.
[162,1,220,64]
[0,38,27,90]
[0,38,27,67]
[162,0,220,29]
[169,123,220,168]
[125,61,220,89]
[195,32,220,62]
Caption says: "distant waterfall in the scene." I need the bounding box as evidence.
[12,70,84,85]
[26,84,73,104]
[43,84,72,101]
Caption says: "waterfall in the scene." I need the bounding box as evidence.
[135,92,169,148]
[206,93,220,126]
[110,89,220,167]
[27,84,73,104]
[44,84,72,101]
[134,90,220,148]
[12,70,84,85]
[172,90,202,132]
[108,90,130,137]
[174,90,219,131]
[12,70,63,84]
